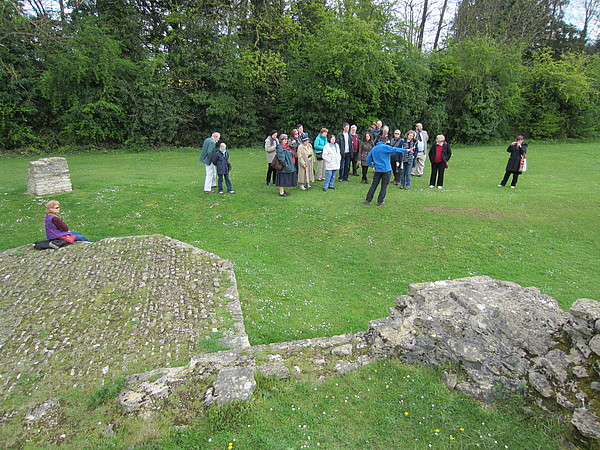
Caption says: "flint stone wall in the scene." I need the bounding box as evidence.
[26,157,72,196]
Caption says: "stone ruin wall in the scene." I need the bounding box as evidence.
[1,236,598,443]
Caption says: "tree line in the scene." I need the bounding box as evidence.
[1,0,599,152]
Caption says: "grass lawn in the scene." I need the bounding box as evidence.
[0,141,598,447]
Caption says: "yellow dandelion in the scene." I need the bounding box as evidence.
[450,435,455,440]
[435,429,440,433]
[459,428,465,431]
[404,411,409,416]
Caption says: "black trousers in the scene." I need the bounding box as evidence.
[365,171,391,204]
[266,163,276,184]
[429,161,446,187]
[361,165,369,182]
[500,171,520,187]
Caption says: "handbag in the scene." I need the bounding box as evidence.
[315,152,323,161]
[520,153,527,172]
[59,234,76,244]
[270,154,284,171]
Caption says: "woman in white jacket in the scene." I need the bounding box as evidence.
[322,135,341,191]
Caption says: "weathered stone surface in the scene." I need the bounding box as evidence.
[589,335,600,357]
[569,299,600,322]
[529,371,554,398]
[443,372,458,390]
[365,275,600,441]
[572,408,600,439]
[26,157,72,196]
[367,276,567,399]
[2,240,599,445]
[210,367,256,406]
[257,362,290,379]
[572,366,589,378]
[118,391,148,414]
[24,400,58,423]
[0,235,248,401]
[556,393,575,410]
[334,360,360,374]
[331,344,353,357]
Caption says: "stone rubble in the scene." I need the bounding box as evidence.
[1,237,598,444]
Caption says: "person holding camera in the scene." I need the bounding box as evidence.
[498,135,528,189]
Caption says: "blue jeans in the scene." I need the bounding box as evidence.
[324,170,337,189]
[339,153,351,180]
[400,163,413,187]
[72,231,93,242]
[218,173,233,192]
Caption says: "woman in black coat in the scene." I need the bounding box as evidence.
[498,135,527,188]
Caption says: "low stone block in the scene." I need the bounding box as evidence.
[27,157,72,196]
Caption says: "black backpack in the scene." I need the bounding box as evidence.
[33,239,68,250]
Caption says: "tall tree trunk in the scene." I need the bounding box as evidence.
[58,0,65,25]
[433,0,448,50]
[417,0,429,50]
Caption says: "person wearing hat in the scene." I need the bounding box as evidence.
[498,135,528,188]
[296,134,315,190]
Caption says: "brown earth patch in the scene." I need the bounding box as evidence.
[423,206,521,219]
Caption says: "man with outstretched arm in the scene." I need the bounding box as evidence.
[364,137,412,206]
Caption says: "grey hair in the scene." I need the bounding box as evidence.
[212,132,220,139]
[280,133,288,140]
[382,125,389,131]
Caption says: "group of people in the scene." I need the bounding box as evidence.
[195,123,528,205]
[37,131,526,249]
[263,122,453,204]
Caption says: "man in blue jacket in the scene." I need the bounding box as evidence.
[364,137,412,206]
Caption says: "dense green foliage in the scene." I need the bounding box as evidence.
[0,0,599,152]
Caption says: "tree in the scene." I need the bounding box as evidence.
[453,0,560,49]
[433,0,449,50]
[0,0,53,150]
[434,37,524,142]
[521,50,599,138]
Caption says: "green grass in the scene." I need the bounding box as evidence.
[127,360,569,449]
[1,143,597,345]
[1,142,598,448]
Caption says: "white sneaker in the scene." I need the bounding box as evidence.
[429,185,434,188]
[228,190,235,194]
[498,184,503,187]
[306,184,312,189]
[510,186,515,189]
[437,186,443,189]
[299,185,306,190]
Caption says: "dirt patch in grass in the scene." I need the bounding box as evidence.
[423,206,522,219]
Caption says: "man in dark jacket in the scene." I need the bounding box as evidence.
[337,123,352,181]
[200,132,220,194]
